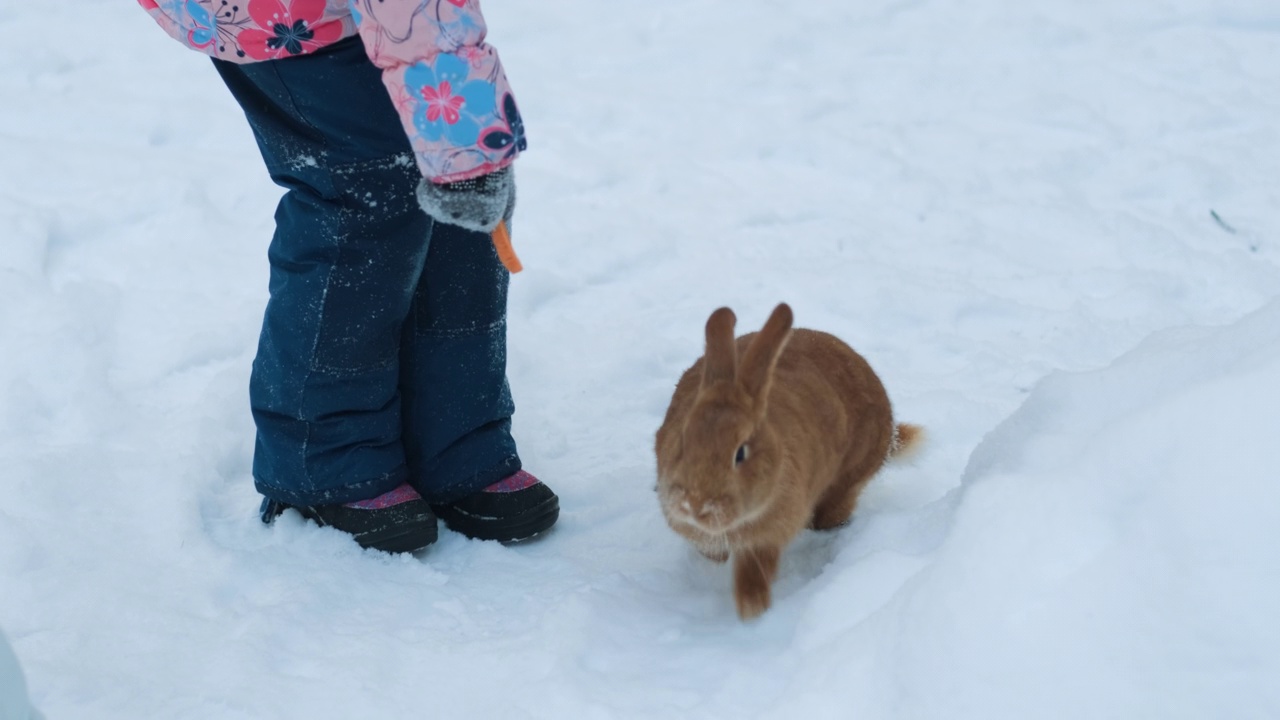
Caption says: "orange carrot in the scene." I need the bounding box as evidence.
[491,220,523,273]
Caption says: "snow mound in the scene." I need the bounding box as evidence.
[869,299,1280,719]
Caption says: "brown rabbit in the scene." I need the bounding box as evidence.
[655,303,922,620]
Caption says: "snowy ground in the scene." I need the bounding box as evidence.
[2,1,1279,718]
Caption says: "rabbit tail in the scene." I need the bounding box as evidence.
[887,423,924,463]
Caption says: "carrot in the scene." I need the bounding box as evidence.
[491,220,523,273]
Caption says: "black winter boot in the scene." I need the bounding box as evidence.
[260,483,438,553]
[431,471,559,542]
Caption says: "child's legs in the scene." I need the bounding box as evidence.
[215,37,523,506]
[401,221,521,503]
[249,166,432,506]
[214,38,428,505]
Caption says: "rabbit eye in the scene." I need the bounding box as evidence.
[734,444,749,467]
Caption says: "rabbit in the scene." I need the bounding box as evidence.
[654,303,922,620]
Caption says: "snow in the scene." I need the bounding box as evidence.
[2,1,1279,717]
[0,628,38,720]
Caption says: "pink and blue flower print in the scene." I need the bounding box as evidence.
[404,54,497,151]
[139,0,524,182]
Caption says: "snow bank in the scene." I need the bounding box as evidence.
[872,300,1280,719]
[0,627,40,720]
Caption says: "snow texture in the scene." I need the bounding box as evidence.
[0,627,39,719]
[2,1,1279,718]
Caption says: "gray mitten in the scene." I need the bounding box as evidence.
[415,166,515,233]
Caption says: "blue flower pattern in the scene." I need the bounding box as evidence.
[403,53,497,149]
[184,0,216,48]
[144,0,524,181]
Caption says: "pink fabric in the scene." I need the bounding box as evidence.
[138,0,355,63]
[482,470,541,494]
[343,482,422,510]
[139,0,524,183]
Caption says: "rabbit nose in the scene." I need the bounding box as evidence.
[684,495,727,525]
[668,486,728,525]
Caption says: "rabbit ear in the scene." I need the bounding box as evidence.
[703,307,738,385]
[738,303,793,400]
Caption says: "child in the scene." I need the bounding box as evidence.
[139,0,557,552]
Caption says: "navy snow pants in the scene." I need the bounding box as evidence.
[212,36,521,507]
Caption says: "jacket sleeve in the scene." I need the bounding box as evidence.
[350,0,527,183]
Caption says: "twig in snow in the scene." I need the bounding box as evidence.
[1210,209,1262,253]
[1210,209,1237,234]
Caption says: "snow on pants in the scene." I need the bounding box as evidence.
[212,36,521,507]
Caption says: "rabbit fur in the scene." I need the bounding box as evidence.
[654,303,922,620]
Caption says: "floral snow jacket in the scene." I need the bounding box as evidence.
[140,0,526,183]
